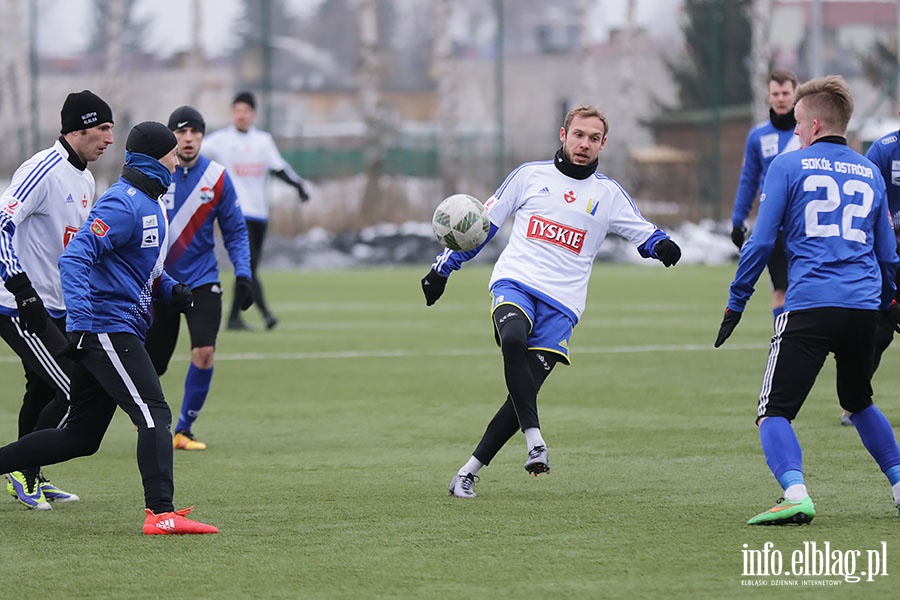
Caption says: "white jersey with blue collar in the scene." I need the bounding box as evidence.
[433,160,667,321]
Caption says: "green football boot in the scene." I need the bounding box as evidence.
[747,496,815,525]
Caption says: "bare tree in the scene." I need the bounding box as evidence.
[2,0,32,162]
[750,0,772,123]
[435,0,458,197]
[357,0,389,228]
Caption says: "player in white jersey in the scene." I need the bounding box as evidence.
[0,90,114,509]
[421,105,681,498]
[202,91,309,331]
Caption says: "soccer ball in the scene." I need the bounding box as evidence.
[431,194,490,252]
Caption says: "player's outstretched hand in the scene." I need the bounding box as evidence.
[170,283,194,313]
[421,269,447,306]
[235,276,255,311]
[297,182,310,203]
[731,226,746,249]
[654,238,681,267]
[5,272,48,335]
[715,308,742,348]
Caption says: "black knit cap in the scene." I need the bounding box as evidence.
[233,91,256,109]
[126,121,177,160]
[60,90,114,134]
[167,105,206,133]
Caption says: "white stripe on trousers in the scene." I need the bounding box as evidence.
[13,316,71,428]
[97,332,156,428]
[758,311,789,418]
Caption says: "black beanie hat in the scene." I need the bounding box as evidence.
[60,90,114,134]
[126,121,177,160]
[233,91,256,109]
[167,105,206,133]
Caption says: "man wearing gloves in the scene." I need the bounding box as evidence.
[422,105,681,498]
[0,89,114,509]
[145,105,254,451]
[0,121,218,534]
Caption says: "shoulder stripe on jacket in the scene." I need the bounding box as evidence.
[14,151,62,202]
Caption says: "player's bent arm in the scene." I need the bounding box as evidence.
[0,211,24,282]
[58,236,97,329]
[431,223,499,277]
[217,184,253,279]
[731,134,764,226]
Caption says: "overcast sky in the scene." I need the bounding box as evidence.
[35,0,681,59]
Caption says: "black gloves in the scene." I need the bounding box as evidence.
[714,308,743,348]
[654,239,681,267]
[170,283,194,313]
[5,272,47,335]
[731,225,746,249]
[421,269,447,306]
[58,331,88,361]
[296,182,309,203]
[235,276,255,311]
[886,300,900,334]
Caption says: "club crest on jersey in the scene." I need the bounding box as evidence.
[82,194,89,208]
[564,190,577,204]
[90,218,110,237]
[63,225,78,247]
[526,215,586,254]
[199,186,214,203]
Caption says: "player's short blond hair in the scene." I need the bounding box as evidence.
[794,75,854,133]
[563,105,609,139]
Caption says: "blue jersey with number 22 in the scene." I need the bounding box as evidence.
[728,139,899,313]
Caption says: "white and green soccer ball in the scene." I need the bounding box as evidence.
[431,194,490,252]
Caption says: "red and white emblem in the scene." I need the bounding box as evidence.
[90,218,110,237]
[564,190,577,204]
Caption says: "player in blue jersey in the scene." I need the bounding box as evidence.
[864,114,900,370]
[0,121,218,534]
[144,106,254,452]
[715,76,900,525]
[0,90,114,509]
[730,69,800,322]
[422,105,681,498]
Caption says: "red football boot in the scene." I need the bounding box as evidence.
[143,506,219,535]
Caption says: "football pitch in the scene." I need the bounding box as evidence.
[0,263,898,598]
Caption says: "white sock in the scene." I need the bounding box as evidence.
[784,484,808,502]
[459,456,484,477]
[524,427,545,450]
[892,482,900,505]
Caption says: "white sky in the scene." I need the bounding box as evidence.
[35,0,681,59]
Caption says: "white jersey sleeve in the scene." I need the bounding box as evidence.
[0,141,95,313]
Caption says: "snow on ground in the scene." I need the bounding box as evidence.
[260,219,740,270]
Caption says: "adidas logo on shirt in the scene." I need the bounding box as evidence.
[538,186,551,195]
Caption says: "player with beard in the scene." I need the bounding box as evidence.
[421,104,681,498]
